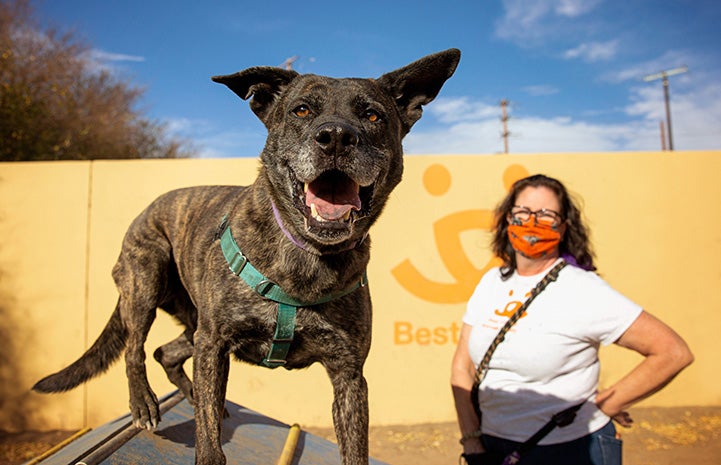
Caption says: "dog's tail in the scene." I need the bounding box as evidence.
[33,301,128,393]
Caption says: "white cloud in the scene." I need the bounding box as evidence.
[403,85,721,155]
[522,84,560,96]
[495,0,602,43]
[191,129,267,158]
[88,49,145,63]
[625,86,666,121]
[424,97,499,124]
[625,73,721,150]
[675,83,721,149]
[405,113,654,155]
[555,0,602,17]
[602,50,691,84]
[494,0,553,42]
[165,117,206,134]
[563,40,619,62]
[81,48,145,74]
[600,49,721,150]
[405,119,507,155]
[164,117,266,158]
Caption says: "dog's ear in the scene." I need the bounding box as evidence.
[212,67,299,124]
[376,48,460,135]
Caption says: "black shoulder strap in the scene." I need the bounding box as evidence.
[473,259,567,387]
[470,260,567,425]
[468,259,588,461]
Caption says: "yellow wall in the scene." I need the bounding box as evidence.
[0,152,718,432]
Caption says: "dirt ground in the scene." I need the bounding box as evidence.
[1,406,720,465]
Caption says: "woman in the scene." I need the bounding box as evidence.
[451,174,693,465]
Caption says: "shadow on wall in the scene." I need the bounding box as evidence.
[0,227,42,432]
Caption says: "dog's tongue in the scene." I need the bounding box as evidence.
[305,173,361,221]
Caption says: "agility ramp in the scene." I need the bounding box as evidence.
[29,391,389,465]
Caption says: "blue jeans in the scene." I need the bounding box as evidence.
[481,421,622,465]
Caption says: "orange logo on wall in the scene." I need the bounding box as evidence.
[391,164,529,304]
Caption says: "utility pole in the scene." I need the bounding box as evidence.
[644,66,687,151]
[659,121,667,151]
[281,56,299,70]
[500,99,510,154]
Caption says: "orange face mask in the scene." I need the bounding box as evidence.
[507,221,561,259]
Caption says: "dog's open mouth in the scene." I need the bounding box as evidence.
[305,170,360,222]
[300,169,372,229]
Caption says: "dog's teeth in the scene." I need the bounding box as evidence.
[310,203,325,222]
[304,182,309,193]
[343,210,352,221]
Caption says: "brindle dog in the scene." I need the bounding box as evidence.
[33,49,460,465]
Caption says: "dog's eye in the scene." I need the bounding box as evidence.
[364,109,381,123]
[293,105,311,118]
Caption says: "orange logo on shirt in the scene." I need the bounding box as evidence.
[494,289,531,318]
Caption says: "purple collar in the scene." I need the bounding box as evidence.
[270,200,365,255]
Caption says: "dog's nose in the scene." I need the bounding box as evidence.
[315,122,359,156]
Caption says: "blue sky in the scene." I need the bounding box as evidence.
[33,0,721,157]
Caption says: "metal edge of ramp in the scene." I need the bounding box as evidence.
[28,391,390,465]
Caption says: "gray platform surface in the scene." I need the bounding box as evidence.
[33,391,388,465]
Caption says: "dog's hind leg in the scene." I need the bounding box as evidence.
[153,330,194,403]
[120,293,162,430]
[153,330,232,419]
[113,230,173,430]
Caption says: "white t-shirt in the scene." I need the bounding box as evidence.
[463,260,643,444]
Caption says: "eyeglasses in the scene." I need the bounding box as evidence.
[509,206,563,227]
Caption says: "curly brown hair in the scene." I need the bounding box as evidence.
[492,174,596,279]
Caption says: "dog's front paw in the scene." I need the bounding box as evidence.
[129,388,160,430]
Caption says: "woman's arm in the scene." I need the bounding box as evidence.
[596,311,694,424]
[451,323,485,454]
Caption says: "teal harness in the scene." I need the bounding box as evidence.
[219,221,367,368]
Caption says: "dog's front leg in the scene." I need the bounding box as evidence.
[193,330,230,465]
[328,367,369,465]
